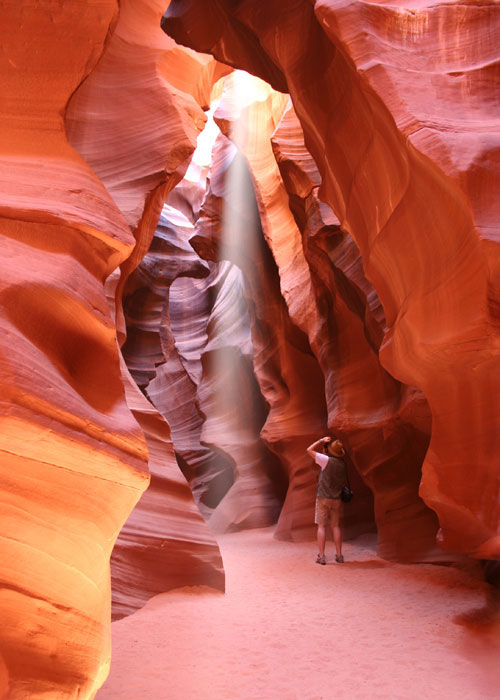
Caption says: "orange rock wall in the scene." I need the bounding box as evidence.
[193,86,376,542]
[0,3,149,699]
[270,101,436,558]
[0,1,227,697]
[112,361,225,620]
[3,0,500,697]
[163,0,500,559]
[64,0,229,621]
[123,195,288,534]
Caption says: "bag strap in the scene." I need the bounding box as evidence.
[343,458,351,489]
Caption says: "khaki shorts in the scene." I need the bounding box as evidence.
[315,497,342,526]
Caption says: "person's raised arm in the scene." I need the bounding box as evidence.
[306,436,331,459]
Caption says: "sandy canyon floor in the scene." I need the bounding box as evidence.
[97,528,500,700]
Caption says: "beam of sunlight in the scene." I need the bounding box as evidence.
[184,99,220,184]
[201,70,277,529]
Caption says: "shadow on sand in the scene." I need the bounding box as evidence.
[325,559,391,569]
[453,587,500,697]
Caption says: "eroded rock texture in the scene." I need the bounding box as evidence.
[65,0,228,337]
[4,0,500,697]
[162,0,500,561]
[112,360,224,620]
[0,1,226,697]
[270,102,435,557]
[123,195,288,534]
[0,3,149,699]
[65,0,228,623]
[192,82,375,542]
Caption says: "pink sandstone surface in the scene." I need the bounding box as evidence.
[97,529,500,700]
[65,0,230,622]
[162,0,500,560]
[0,0,226,696]
[0,3,149,698]
[270,99,437,558]
[205,74,436,559]
[111,360,224,620]
[191,90,376,542]
[122,189,287,533]
[1,0,500,698]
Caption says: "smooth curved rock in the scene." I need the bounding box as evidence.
[66,0,228,342]
[123,194,286,532]
[162,0,500,560]
[111,361,225,620]
[0,3,149,698]
[66,0,232,622]
[192,127,345,541]
[270,100,436,558]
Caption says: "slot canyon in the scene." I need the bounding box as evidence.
[1,1,499,699]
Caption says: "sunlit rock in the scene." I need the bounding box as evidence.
[124,197,285,532]
[66,0,231,623]
[66,0,228,340]
[111,361,225,620]
[163,0,500,561]
[271,101,437,559]
[0,2,228,696]
[192,129,333,541]
[0,3,149,698]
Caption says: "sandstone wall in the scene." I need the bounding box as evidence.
[3,1,499,697]
[192,86,375,542]
[0,3,148,698]
[64,0,229,622]
[0,1,227,697]
[123,186,288,535]
[163,0,500,560]
[112,360,225,620]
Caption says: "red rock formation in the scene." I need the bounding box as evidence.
[270,101,436,558]
[203,75,432,555]
[1,1,228,696]
[192,126,353,541]
[65,0,232,621]
[112,361,225,620]
[0,3,149,698]
[123,194,287,533]
[162,0,500,561]
[65,0,225,339]
[4,1,499,696]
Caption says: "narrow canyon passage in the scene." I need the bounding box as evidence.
[3,2,500,698]
[97,529,500,700]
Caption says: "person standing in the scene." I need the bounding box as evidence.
[306,436,346,565]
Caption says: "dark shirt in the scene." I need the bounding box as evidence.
[317,456,345,499]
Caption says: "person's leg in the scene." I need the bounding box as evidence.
[333,525,342,556]
[317,524,326,557]
[315,499,328,563]
[331,500,343,560]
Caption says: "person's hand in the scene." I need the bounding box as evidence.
[321,436,331,444]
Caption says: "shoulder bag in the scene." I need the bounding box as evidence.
[341,459,353,503]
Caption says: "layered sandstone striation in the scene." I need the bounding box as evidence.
[163,0,500,561]
[1,1,228,697]
[65,0,229,337]
[3,1,500,698]
[270,101,435,556]
[65,0,229,622]
[112,360,225,620]
[0,3,149,699]
[123,187,287,534]
[192,80,375,542]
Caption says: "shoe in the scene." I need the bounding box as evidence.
[315,554,326,565]
[335,554,344,563]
